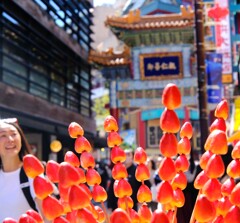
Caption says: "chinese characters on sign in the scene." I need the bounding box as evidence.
[205,0,232,83]
[140,52,183,80]
[215,0,232,79]
[146,61,177,71]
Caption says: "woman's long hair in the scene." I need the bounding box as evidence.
[0,121,32,169]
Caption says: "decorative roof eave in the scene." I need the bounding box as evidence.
[105,5,194,30]
[88,46,131,67]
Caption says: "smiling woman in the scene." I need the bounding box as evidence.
[0,120,30,171]
[0,119,48,222]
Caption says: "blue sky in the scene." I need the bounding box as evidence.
[93,0,116,7]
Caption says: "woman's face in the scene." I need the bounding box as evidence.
[0,123,22,160]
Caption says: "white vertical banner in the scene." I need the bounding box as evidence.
[214,0,232,76]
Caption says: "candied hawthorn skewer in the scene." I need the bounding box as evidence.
[191,99,229,223]
[157,83,185,223]
[23,154,65,220]
[103,115,134,221]
[68,122,107,223]
[134,147,152,221]
[171,122,194,214]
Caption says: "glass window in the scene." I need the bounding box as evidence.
[50,93,64,106]
[52,61,64,73]
[72,33,78,41]
[66,17,72,25]
[80,78,90,89]
[29,34,49,55]
[55,19,64,28]
[148,126,162,147]
[49,10,58,20]
[67,93,78,102]
[50,0,60,11]
[79,22,89,34]
[72,74,79,83]
[148,126,156,147]
[66,83,79,111]
[82,20,89,29]
[34,0,47,10]
[78,11,83,18]
[80,30,89,43]
[80,89,90,98]
[80,40,89,51]
[50,72,64,83]
[2,12,18,25]
[66,100,78,111]
[2,70,27,91]
[50,81,65,96]
[29,83,48,99]
[79,3,89,17]
[81,97,89,107]
[2,37,28,63]
[0,2,93,116]
[3,27,28,49]
[81,107,90,116]
[51,46,65,60]
[66,82,76,91]
[66,10,72,17]
[80,69,89,80]
[30,58,47,75]
[157,127,163,142]
[67,83,78,100]
[30,70,48,88]
[66,27,72,35]
[72,23,78,32]
[2,56,27,77]
[30,47,47,61]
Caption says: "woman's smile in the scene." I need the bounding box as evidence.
[5,145,17,150]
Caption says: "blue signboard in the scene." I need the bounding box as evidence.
[140,52,183,80]
[206,53,222,104]
[141,108,199,121]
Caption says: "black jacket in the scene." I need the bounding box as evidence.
[107,163,151,211]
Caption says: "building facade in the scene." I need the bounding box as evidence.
[0,0,100,161]
[229,0,240,133]
[89,3,201,156]
[90,0,240,156]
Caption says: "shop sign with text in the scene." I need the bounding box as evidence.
[139,52,183,80]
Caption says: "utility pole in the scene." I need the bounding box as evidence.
[194,0,209,153]
[238,51,240,91]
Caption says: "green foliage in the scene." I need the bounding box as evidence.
[93,94,110,132]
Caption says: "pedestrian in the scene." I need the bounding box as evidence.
[177,150,201,223]
[146,157,158,211]
[90,148,110,209]
[153,155,163,210]
[0,118,47,222]
[92,148,110,189]
[107,149,151,212]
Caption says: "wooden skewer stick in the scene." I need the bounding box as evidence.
[189,190,201,223]
[124,196,130,216]
[101,201,110,223]
[172,207,178,223]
